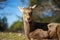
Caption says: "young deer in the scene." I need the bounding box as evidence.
[18,5,49,40]
[18,5,37,40]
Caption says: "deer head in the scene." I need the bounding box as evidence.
[18,5,37,22]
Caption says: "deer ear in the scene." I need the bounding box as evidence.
[18,6,24,13]
[30,5,37,9]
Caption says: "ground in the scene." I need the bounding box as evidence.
[0,32,28,40]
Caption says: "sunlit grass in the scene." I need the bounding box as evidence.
[0,32,28,40]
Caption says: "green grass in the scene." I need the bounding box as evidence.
[0,32,28,40]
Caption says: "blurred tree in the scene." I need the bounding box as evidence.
[52,0,60,8]
[29,0,60,23]
[10,20,23,32]
[20,0,60,23]
[0,16,8,32]
[29,0,50,6]
[0,0,6,2]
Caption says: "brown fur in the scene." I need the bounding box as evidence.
[47,23,59,40]
[56,24,60,40]
[18,5,37,40]
[18,5,49,40]
[29,29,49,40]
[18,5,49,34]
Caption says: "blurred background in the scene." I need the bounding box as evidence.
[0,0,60,40]
[0,0,60,32]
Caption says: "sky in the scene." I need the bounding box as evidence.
[0,0,53,27]
[0,0,29,26]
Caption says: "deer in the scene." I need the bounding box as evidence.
[47,23,60,40]
[29,29,49,40]
[18,5,49,40]
[18,5,37,40]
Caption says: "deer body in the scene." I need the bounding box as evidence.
[18,5,49,40]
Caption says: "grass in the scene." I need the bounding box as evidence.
[0,32,28,40]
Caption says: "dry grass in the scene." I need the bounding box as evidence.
[0,32,58,40]
[0,32,28,40]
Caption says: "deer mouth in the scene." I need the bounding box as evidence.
[28,18,31,22]
[25,18,31,23]
[27,19,31,23]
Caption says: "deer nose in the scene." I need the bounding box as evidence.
[27,18,30,20]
